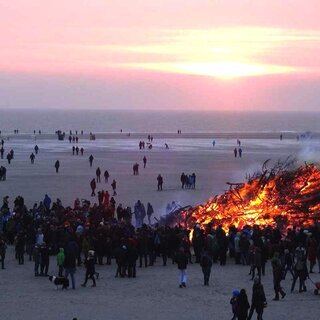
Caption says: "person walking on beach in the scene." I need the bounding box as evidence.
[81,250,96,287]
[34,145,39,154]
[176,247,188,288]
[89,154,94,167]
[0,147,4,159]
[72,146,75,155]
[30,152,35,164]
[90,178,96,196]
[80,147,84,155]
[234,148,237,158]
[143,156,147,168]
[0,166,6,181]
[200,249,212,286]
[271,252,286,300]
[237,289,250,320]
[111,179,117,196]
[75,146,79,155]
[104,170,109,183]
[96,167,101,183]
[6,153,12,164]
[54,160,60,173]
[64,240,79,290]
[239,148,242,158]
[248,277,267,320]
[157,174,163,191]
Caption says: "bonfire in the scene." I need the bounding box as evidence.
[174,159,320,232]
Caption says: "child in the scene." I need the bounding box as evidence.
[230,290,240,320]
[175,247,188,288]
[81,250,96,287]
[57,248,65,277]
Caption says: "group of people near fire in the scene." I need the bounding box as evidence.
[1,193,320,320]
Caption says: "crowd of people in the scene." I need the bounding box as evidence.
[0,193,320,319]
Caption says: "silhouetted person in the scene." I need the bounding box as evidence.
[80,147,84,155]
[90,178,96,196]
[111,179,117,196]
[143,156,147,168]
[104,170,109,183]
[72,146,75,155]
[34,145,39,154]
[55,160,60,173]
[157,174,163,191]
[89,155,94,167]
[30,153,35,164]
[234,148,237,158]
[239,148,242,158]
[75,146,79,155]
[96,167,101,183]
[0,147,4,159]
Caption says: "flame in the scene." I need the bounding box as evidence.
[179,164,320,232]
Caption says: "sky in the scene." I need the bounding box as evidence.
[0,0,320,111]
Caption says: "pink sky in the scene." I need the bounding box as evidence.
[0,0,320,111]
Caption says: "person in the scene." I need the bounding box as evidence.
[54,160,60,173]
[0,166,6,181]
[80,147,84,155]
[64,239,79,289]
[157,174,163,191]
[104,170,109,183]
[237,289,250,320]
[143,156,147,168]
[230,290,240,320]
[200,250,212,286]
[40,242,50,276]
[234,148,237,158]
[212,140,215,147]
[0,238,7,269]
[96,167,101,183]
[75,146,79,155]
[0,146,4,159]
[176,247,188,288]
[90,178,96,197]
[6,153,12,164]
[271,252,286,300]
[72,146,75,155]
[191,173,196,189]
[43,194,51,211]
[238,148,242,158]
[291,244,308,293]
[89,154,94,167]
[81,250,96,287]
[30,152,35,164]
[34,145,39,154]
[57,248,65,277]
[248,277,267,320]
[15,232,25,265]
[165,143,169,149]
[111,179,117,196]
[147,202,154,225]
[33,244,41,276]
[181,173,186,189]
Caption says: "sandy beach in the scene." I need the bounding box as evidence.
[1,132,317,217]
[0,133,320,320]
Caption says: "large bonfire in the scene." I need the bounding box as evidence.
[173,159,320,232]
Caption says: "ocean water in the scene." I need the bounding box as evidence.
[0,109,320,134]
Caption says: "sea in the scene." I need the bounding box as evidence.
[0,109,320,135]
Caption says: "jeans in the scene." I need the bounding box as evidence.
[65,268,76,289]
[179,269,187,285]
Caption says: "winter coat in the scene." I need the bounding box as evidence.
[84,257,95,274]
[57,248,65,266]
[175,251,188,270]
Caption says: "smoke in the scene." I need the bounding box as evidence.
[297,140,320,165]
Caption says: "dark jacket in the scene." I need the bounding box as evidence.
[176,251,188,270]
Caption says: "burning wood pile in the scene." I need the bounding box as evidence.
[173,159,320,231]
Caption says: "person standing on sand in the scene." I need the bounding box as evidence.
[80,147,84,155]
[234,148,237,158]
[64,239,79,290]
[72,146,75,155]
[54,160,60,173]
[200,249,212,286]
[157,174,163,191]
[111,179,117,195]
[237,289,250,320]
[143,156,147,168]
[89,154,94,167]
[34,145,39,154]
[239,148,242,158]
[30,152,35,164]
[0,146,4,159]
[271,252,286,300]
[96,167,101,183]
[90,178,96,196]
[176,247,188,288]
[81,250,96,287]
[104,170,109,183]
[147,202,154,225]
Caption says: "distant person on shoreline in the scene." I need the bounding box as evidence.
[238,148,242,158]
[234,148,237,158]
[89,155,94,167]
[80,147,84,155]
[34,145,39,154]
[133,163,139,175]
[55,160,60,173]
[165,143,169,149]
[0,166,6,181]
[0,146,4,159]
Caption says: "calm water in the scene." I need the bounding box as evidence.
[0,109,319,134]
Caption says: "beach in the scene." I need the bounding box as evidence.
[1,132,317,217]
[1,132,320,320]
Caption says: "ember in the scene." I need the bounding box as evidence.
[178,159,320,232]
